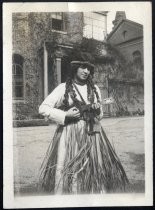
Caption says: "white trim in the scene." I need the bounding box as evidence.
[117,40,143,49]
[51,29,67,35]
[56,57,61,84]
[12,99,26,104]
[57,44,73,49]
[44,42,48,98]
[23,61,26,101]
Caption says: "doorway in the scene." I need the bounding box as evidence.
[61,56,70,83]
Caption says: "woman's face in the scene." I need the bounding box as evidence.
[75,65,90,81]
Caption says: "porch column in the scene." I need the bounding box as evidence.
[56,58,61,85]
[106,76,110,115]
[44,42,48,98]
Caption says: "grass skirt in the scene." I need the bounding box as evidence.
[38,120,129,194]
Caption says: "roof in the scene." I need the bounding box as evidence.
[94,11,108,16]
[107,19,143,40]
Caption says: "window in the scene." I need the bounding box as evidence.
[122,30,127,39]
[83,12,107,41]
[132,50,142,64]
[51,13,65,31]
[12,54,24,100]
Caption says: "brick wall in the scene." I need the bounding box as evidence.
[117,39,143,62]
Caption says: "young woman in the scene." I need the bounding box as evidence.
[38,55,129,194]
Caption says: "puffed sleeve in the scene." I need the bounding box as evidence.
[95,84,103,119]
[39,83,67,125]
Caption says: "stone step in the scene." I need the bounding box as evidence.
[103,113,110,118]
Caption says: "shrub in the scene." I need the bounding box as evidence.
[13,119,50,127]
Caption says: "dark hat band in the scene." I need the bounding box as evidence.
[71,61,95,69]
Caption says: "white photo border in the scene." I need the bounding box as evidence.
[3,2,153,208]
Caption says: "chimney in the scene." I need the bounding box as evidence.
[112,11,126,29]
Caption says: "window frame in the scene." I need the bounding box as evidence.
[51,12,67,33]
[52,18,63,31]
[12,54,25,102]
[132,50,142,64]
[83,12,107,41]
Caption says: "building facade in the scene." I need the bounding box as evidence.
[107,12,143,63]
[12,11,144,121]
[106,12,144,116]
[12,12,109,120]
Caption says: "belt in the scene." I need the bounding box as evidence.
[64,117,84,125]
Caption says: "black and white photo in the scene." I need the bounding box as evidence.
[3,2,153,208]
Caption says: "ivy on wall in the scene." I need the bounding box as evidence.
[72,38,144,116]
[13,12,144,120]
[74,37,144,83]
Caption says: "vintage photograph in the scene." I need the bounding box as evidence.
[3,2,152,208]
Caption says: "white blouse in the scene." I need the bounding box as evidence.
[39,83,102,125]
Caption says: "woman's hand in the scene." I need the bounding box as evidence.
[91,103,101,116]
[65,107,81,120]
[91,103,101,110]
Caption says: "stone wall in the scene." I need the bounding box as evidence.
[108,81,144,116]
[12,13,40,119]
[12,12,84,120]
[12,12,144,120]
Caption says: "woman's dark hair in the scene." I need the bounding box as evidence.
[70,63,94,77]
[63,63,100,109]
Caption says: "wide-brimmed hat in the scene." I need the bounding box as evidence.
[71,61,95,69]
[70,61,95,75]
[70,51,95,74]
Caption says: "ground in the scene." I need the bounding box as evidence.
[13,116,144,195]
